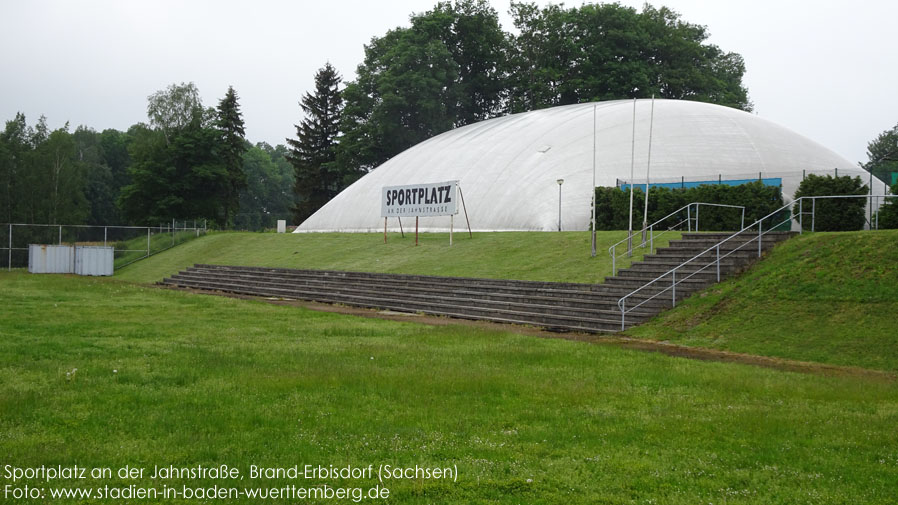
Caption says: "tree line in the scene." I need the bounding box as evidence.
[0,83,293,229]
[4,0,893,230]
[289,0,755,223]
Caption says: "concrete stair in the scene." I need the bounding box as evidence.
[160,230,794,333]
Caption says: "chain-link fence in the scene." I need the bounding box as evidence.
[2,221,207,271]
[615,168,890,190]
[232,212,293,232]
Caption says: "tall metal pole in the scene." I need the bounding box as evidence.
[869,171,873,230]
[591,104,597,257]
[641,95,655,245]
[557,179,564,231]
[627,97,637,256]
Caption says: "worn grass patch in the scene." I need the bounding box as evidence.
[627,230,898,371]
[2,272,897,504]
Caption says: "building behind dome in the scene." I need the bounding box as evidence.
[296,100,886,233]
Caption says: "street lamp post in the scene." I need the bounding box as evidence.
[557,178,564,231]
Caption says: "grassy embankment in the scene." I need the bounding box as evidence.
[1,271,897,504]
[112,229,204,268]
[627,230,898,372]
[115,230,679,285]
[114,229,898,372]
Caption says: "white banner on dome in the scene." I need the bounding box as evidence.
[381,181,458,217]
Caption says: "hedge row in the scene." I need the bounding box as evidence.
[594,175,882,231]
[793,174,868,231]
[594,181,785,231]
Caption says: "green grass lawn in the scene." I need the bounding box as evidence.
[112,229,205,269]
[2,271,897,504]
[114,230,679,285]
[627,230,898,372]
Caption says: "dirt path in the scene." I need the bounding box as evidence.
[160,286,895,382]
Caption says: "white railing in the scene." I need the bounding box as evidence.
[609,202,745,275]
[616,194,898,331]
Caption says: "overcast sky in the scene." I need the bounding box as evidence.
[1,0,895,165]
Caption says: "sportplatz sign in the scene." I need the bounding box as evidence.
[381,181,459,218]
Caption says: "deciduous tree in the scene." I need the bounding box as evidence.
[508,2,751,111]
[120,84,229,225]
[862,123,898,185]
[146,82,204,144]
[337,0,507,173]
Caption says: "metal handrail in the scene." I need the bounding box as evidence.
[608,202,746,275]
[615,194,898,331]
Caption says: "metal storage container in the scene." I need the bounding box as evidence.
[28,244,74,273]
[74,245,114,276]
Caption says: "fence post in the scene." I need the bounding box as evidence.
[799,199,803,234]
[695,204,700,232]
[7,224,11,271]
[687,204,692,232]
[716,244,720,282]
[104,226,107,247]
[812,198,816,232]
[869,172,873,230]
[650,224,654,252]
[758,220,762,257]
[612,245,616,276]
[620,300,626,331]
[59,225,62,245]
[672,269,677,307]
[146,227,150,258]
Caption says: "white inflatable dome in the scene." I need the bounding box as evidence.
[296,99,886,232]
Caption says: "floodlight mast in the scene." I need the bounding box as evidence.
[557,178,565,231]
[642,95,655,245]
[591,104,597,257]
[627,97,636,256]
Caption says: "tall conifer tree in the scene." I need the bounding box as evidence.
[216,86,247,226]
[287,62,343,224]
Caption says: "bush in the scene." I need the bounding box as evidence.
[594,181,785,231]
[793,174,868,231]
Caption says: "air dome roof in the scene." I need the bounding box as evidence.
[296,99,883,232]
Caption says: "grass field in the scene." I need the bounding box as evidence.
[627,230,898,372]
[114,230,680,285]
[2,271,897,504]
